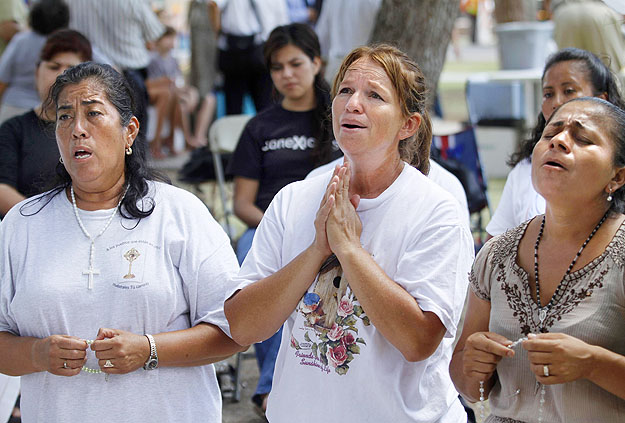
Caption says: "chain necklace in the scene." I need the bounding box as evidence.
[533,210,608,326]
[71,183,129,290]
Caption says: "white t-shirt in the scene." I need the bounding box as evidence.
[0,181,239,422]
[233,163,474,422]
[485,158,545,236]
[307,157,471,230]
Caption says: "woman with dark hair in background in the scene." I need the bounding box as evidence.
[486,47,625,237]
[0,0,70,124]
[227,22,341,415]
[0,62,244,422]
[0,29,92,218]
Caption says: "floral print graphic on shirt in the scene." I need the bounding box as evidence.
[291,255,369,375]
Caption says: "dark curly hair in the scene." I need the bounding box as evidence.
[508,48,625,167]
[546,97,625,215]
[263,23,335,167]
[22,62,169,220]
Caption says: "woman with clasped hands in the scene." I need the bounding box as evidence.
[450,97,625,422]
[225,44,474,422]
[0,63,244,422]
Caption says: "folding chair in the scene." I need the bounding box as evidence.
[207,114,252,240]
[207,114,254,403]
[432,127,490,247]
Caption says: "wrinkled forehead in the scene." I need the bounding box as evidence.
[342,57,390,83]
[551,100,605,126]
[56,78,108,106]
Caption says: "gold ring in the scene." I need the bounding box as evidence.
[104,359,114,368]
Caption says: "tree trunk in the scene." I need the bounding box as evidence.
[369,0,459,110]
[494,0,537,23]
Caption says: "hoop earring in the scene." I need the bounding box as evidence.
[607,188,613,202]
[59,156,63,164]
[125,146,132,155]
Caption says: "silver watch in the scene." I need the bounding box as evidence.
[143,334,158,370]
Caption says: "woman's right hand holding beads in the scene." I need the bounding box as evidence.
[462,331,515,382]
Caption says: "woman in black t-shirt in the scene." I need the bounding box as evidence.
[227,23,339,415]
[0,29,92,217]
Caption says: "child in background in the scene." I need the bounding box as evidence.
[146,26,199,158]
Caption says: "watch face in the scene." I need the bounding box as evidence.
[145,358,158,370]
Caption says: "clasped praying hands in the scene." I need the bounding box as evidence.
[315,163,362,259]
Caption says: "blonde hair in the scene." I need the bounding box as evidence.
[332,44,432,174]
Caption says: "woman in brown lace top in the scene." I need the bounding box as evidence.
[450,97,625,422]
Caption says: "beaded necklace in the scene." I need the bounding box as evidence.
[533,211,608,326]
[478,211,609,422]
[71,184,128,290]
[82,339,109,381]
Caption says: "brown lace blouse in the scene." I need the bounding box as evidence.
[470,218,625,422]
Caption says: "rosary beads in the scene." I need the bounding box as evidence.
[478,336,528,422]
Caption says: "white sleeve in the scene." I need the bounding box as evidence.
[175,193,240,338]
[395,200,474,339]
[0,210,19,335]
[485,165,521,236]
[228,186,290,296]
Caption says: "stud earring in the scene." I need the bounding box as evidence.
[125,146,132,155]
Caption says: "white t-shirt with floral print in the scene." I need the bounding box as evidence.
[231,163,475,422]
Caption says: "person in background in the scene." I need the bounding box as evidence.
[286,0,318,25]
[450,97,625,422]
[146,26,199,158]
[546,0,625,75]
[225,44,473,422]
[314,0,382,84]
[0,0,69,124]
[227,23,340,416]
[188,0,220,148]
[65,0,165,154]
[0,0,28,58]
[212,0,288,115]
[0,29,92,218]
[486,47,625,237]
[0,62,244,422]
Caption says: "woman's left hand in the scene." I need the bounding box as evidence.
[90,328,151,374]
[326,163,362,256]
[523,332,596,385]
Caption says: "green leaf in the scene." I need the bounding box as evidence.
[320,342,328,355]
[361,316,371,326]
[346,325,358,333]
[353,305,364,317]
[311,342,318,359]
[320,352,328,366]
[304,332,311,342]
[319,333,329,342]
[356,338,366,345]
[335,365,349,375]
[348,344,361,354]
[344,315,357,326]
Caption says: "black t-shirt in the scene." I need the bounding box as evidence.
[228,104,340,212]
[0,110,59,197]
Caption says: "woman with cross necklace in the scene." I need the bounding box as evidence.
[0,62,244,422]
[450,97,625,422]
